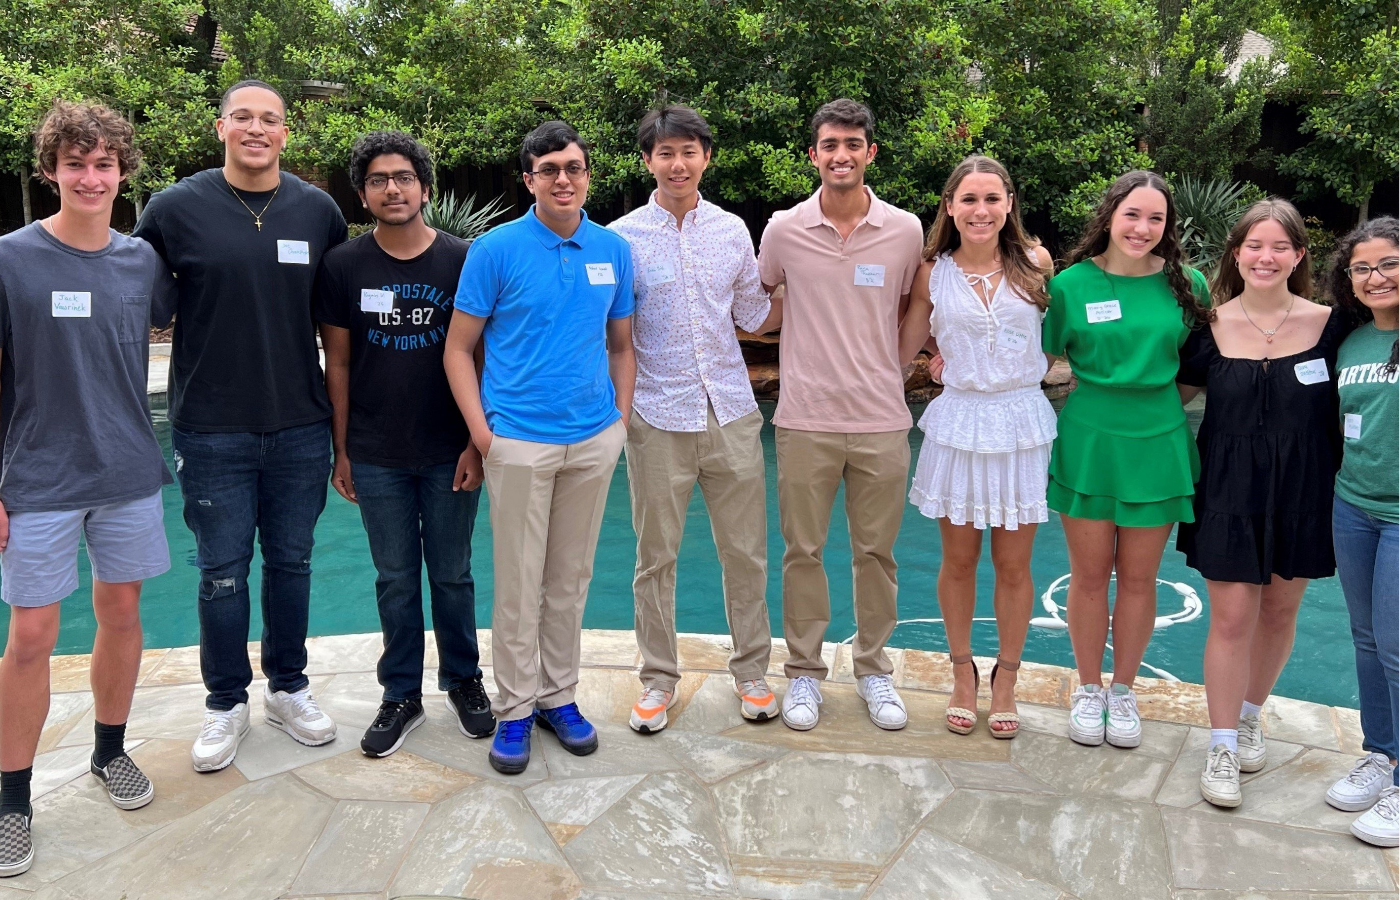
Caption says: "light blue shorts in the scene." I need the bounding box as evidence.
[1,491,170,607]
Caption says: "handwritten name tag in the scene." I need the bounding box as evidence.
[1085,300,1122,323]
[1344,413,1363,439]
[585,263,616,285]
[854,264,885,287]
[360,289,394,313]
[644,261,676,287]
[277,240,310,265]
[996,324,1032,352]
[1294,359,1328,385]
[51,291,91,317]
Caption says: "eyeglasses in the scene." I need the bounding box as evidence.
[1346,258,1399,281]
[223,112,286,130]
[364,172,419,191]
[527,163,589,180]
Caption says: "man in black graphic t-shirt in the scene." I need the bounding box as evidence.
[315,131,497,756]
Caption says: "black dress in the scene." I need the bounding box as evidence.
[1176,306,1347,583]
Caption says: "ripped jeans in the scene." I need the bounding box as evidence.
[172,421,331,710]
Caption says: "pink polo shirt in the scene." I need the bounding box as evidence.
[758,187,922,432]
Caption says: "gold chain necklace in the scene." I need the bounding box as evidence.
[1240,294,1295,343]
[224,174,280,231]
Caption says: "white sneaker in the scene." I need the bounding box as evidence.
[628,686,676,734]
[856,674,907,730]
[264,685,337,746]
[1327,752,1396,812]
[1068,684,1106,746]
[1352,785,1400,847]
[191,703,251,772]
[781,676,822,731]
[1237,712,1266,773]
[1105,685,1142,749]
[1199,744,1242,808]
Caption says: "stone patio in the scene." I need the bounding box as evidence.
[13,629,1397,899]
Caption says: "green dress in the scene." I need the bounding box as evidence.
[1042,259,1209,527]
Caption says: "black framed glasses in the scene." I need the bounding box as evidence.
[527,163,589,180]
[364,172,419,191]
[1346,258,1400,281]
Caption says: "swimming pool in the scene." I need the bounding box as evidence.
[0,397,1360,709]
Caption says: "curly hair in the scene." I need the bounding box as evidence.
[348,130,435,194]
[33,99,140,191]
[922,154,1048,309]
[1326,215,1399,375]
[1066,170,1211,328]
[1210,199,1313,304]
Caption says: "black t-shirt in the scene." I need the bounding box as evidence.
[133,168,348,432]
[314,230,470,467]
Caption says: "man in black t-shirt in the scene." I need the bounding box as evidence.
[133,80,347,773]
[315,131,496,756]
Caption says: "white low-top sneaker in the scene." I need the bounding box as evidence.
[1327,752,1396,812]
[191,703,251,772]
[1199,743,1243,808]
[1105,685,1142,749]
[1237,712,1266,773]
[856,674,907,730]
[1351,785,1400,848]
[264,686,337,746]
[781,676,822,731]
[1068,684,1106,746]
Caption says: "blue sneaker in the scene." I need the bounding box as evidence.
[489,713,535,774]
[536,703,598,756]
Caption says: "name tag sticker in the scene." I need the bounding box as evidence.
[644,261,676,287]
[277,240,310,265]
[360,289,394,313]
[854,264,885,287]
[52,291,92,317]
[996,324,1032,352]
[1085,299,1122,323]
[1344,413,1363,439]
[585,263,616,286]
[1294,359,1329,385]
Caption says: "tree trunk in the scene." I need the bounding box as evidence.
[1358,189,1371,225]
[133,192,145,220]
[19,165,32,225]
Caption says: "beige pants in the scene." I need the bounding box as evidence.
[775,427,909,680]
[483,419,627,721]
[626,407,771,691]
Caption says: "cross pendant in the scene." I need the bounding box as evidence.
[255,220,262,231]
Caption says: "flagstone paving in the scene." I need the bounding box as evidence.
[14,629,1397,900]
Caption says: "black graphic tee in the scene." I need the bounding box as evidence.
[315,229,470,466]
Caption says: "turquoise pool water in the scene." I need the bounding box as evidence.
[0,398,1360,709]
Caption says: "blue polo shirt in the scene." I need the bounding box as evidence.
[455,207,635,444]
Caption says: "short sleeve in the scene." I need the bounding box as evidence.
[131,196,167,261]
[1176,325,1213,387]
[1042,277,1068,356]
[454,241,500,317]
[327,205,349,249]
[150,258,178,328]
[313,256,350,329]
[608,247,635,319]
[757,218,784,287]
[1188,267,1211,308]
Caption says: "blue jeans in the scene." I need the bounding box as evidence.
[351,461,482,701]
[172,421,331,710]
[1334,495,1399,779]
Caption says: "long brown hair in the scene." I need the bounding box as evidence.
[1210,199,1313,303]
[1066,170,1210,327]
[1327,215,1399,375]
[923,155,1047,309]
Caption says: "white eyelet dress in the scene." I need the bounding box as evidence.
[908,252,1057,529]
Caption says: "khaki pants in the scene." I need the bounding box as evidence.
[483,419,627,721]
[626,407,771,691]
[775,427,909,680]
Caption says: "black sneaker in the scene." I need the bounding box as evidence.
[360,698,426,758]
[0,807,32,877]
[446,678,496,739]
[90,753,154,810]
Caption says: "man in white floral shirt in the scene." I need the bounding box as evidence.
[609,105,782,733]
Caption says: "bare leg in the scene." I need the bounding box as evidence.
[988,524,1038,731]
[90,580,144,727]
[937,519,982,730]
[0,606,61,771]
[1243,576,1308,707]
[1061,514,1116,686]
[1202,580,1262,729]
[1108,524,1174,688]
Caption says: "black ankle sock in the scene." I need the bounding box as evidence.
[93,721,127,768]
[0,768,32,817]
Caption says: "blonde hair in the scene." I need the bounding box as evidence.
[1211,198,1313,303]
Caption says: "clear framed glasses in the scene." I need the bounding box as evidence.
[1346,258,1400,281]
[223,112,286,130]
[364,172,419,191]
[527,163,589,180]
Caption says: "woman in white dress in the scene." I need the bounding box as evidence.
[898,155,1056,738]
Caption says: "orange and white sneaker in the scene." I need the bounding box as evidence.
[735,678,779,722]
[629,686,677,734]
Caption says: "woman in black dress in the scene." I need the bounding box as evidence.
[1176,199,1346,808]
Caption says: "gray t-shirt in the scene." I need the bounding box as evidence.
[0,223,175,512]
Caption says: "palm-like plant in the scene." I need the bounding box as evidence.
[1174,176,1253,272]
[424,191,512,243]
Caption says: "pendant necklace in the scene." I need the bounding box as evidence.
[225,174,280,231]
[1240,294,1295,343]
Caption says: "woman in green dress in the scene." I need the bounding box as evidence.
[1042,170,1211,749]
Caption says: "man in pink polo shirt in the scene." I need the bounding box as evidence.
[757,99,923,733]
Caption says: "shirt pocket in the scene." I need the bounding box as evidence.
[120,295,149,344]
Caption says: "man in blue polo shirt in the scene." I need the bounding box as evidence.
[445,120,635,774]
